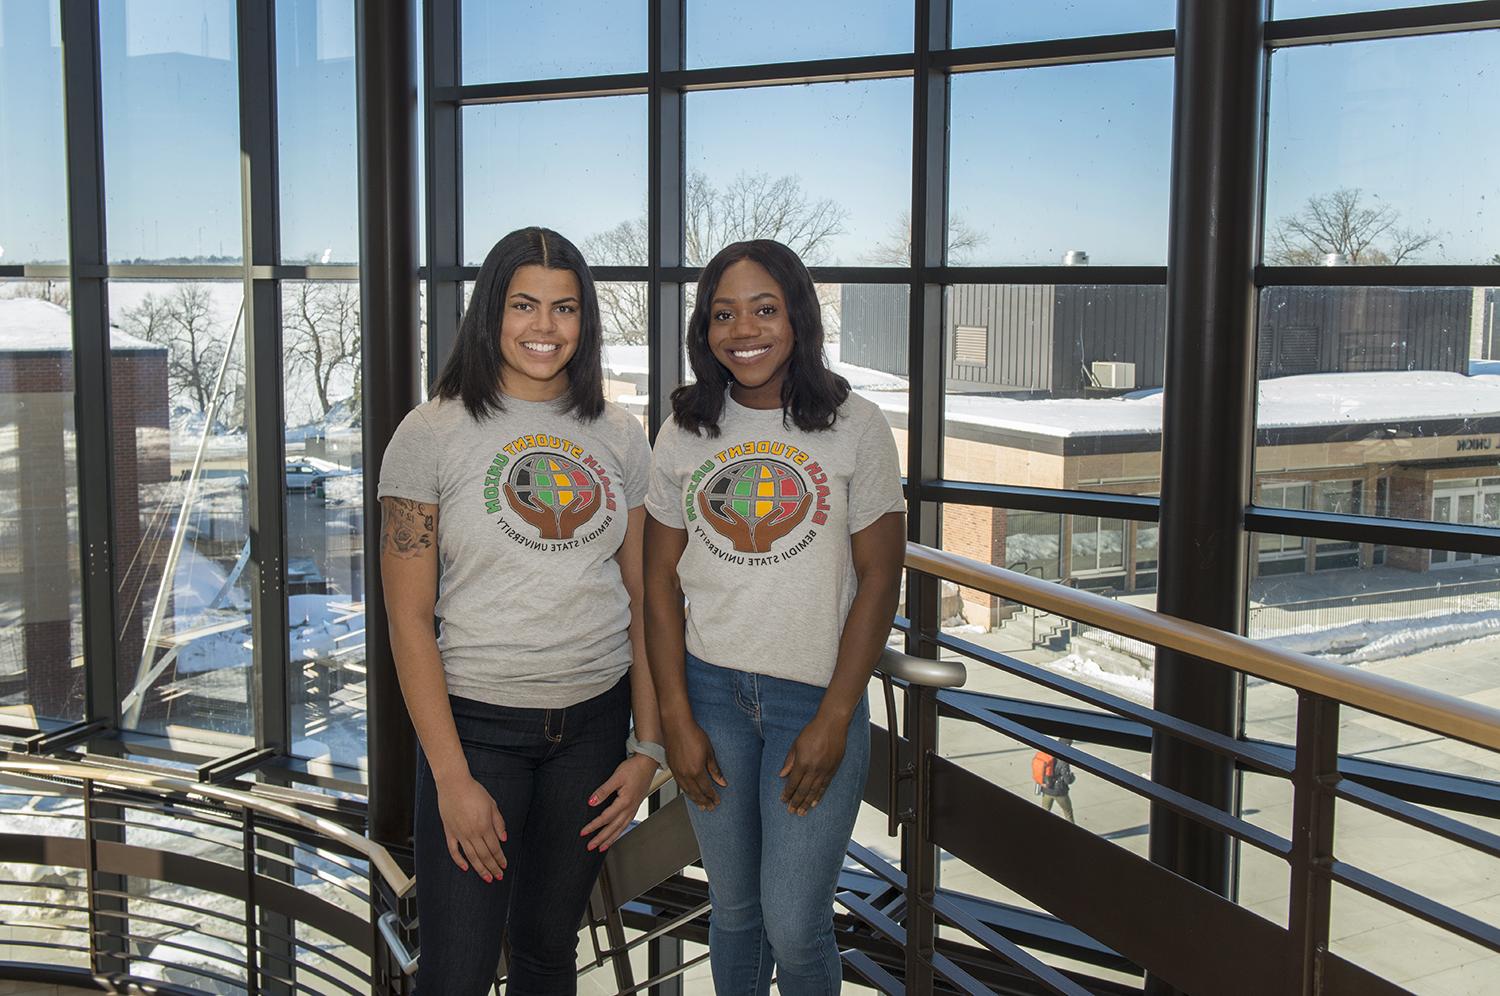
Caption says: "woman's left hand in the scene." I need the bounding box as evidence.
[581,754,660,852]
[779,715,848,816]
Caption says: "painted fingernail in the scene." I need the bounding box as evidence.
[589,795,598,805]
[482,874,492,883]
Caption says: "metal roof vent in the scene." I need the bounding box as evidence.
[1063,250,1089,266]
[1322,252,1350,266]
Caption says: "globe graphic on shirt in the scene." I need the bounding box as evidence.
[702,459,808,531]
[507,452,599,524]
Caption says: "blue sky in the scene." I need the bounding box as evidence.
[1,0,1495,267]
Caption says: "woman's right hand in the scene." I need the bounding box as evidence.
[665,720,728,811]
[436,772,508,881]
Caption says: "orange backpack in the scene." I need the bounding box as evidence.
[1032,752,1056,787]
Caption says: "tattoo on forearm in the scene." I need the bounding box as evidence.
[382,498,435,558]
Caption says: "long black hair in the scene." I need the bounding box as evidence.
[433,226,606,422]
[671,239,849,438]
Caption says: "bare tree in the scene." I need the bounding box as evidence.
[119,284,237,415]
[584,171,847,344]
[1267,187,1439,265]
[865,211,989,266]
[683,171,846,267]
[284,282,362,420]
[583,217,651,346]
[0,280,71,310]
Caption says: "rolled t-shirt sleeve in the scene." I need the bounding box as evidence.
[376,407,440,503]
[848,405,907,533]
[644,423,686,528]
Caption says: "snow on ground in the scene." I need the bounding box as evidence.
[1046,653,1155,706]
[1259,609,1500,666]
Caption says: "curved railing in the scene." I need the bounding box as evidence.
[0,759,413,995]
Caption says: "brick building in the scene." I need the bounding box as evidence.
[0,298,169,721]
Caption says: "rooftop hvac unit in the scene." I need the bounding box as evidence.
[1091,361,1136,389]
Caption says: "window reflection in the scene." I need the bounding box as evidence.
[109,281,252,742]
[0,280,85,725]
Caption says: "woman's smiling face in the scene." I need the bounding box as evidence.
[706,259,795,403]
[497,264,582,401]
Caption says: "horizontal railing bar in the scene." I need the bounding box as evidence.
[925,892,1092,996]
[0,760,412,896]
[1331,860,1500,954]
[0,937,89,954]
[0,898,88,916]
[944,700,1292,858]
[0,807,84,828]
[92,936,250,990]
[937,635,1294,775]
[249,848,372,907]
[86,815,242,851]
[908,544,1500,752]
[89,904,245,948]
[0,917,85,934]
[255,824,373,874]
[264,945,365,996]
[254,924,368,979]
[92,887,260,927]
[1337,780,1500,861]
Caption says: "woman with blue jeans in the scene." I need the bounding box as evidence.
[645,240,906,994]
[379,228,663,994]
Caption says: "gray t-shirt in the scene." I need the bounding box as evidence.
[377,395,651,708]
[646,391,906,687]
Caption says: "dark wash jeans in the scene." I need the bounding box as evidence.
[413,677,630,995]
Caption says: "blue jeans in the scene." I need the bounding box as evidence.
[684,653,870,996]
[413,677,630,995]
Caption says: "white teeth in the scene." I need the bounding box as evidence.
[730,346,772,359]
[521,342,560,354]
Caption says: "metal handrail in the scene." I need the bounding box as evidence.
[0,758,413,898]
[906,542,1500,752]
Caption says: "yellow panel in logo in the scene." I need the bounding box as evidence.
[755,465,776,517]
[549,458,574,506]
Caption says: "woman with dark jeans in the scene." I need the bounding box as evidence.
[644,240,906,994]
[379,228,663,994]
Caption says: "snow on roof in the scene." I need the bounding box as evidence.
[603,344,648,376]
[0,297,161,352]
[849,365,1500,440]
